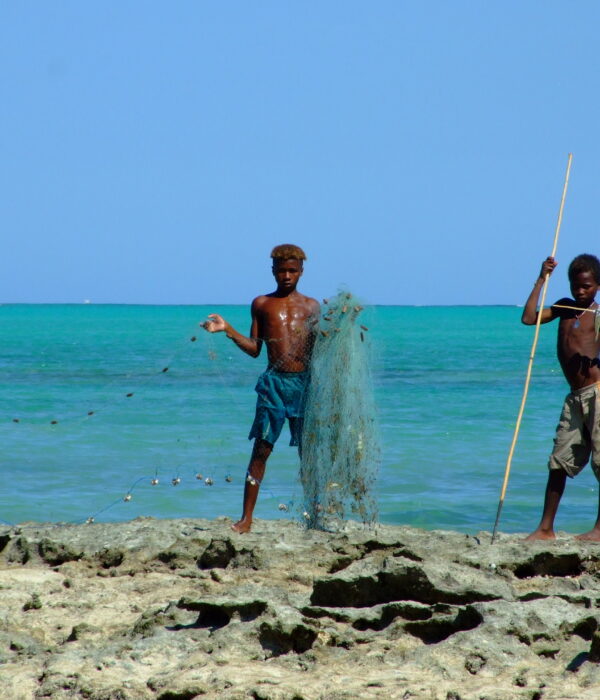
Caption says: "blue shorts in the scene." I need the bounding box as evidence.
[249,369,308,447]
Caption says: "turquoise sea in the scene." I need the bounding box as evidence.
[1,304,598,534]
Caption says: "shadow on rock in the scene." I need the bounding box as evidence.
[175,598,267,630]
[511,552,585,579]
[258,619,318,656]
[404,605,483,644]
[198,537,261,570]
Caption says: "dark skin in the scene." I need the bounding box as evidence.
[522,256,600,541]
[203,257,320,533]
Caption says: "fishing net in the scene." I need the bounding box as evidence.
[300,292,379,529]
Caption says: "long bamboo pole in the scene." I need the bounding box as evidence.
[491,153,573,543]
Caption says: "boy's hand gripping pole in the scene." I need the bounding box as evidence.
[491,153,573,544]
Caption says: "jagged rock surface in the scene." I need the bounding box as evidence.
[1,518,600,699]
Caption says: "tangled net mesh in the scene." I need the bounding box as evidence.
[300,291,379,530]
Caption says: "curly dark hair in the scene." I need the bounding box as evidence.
[568,254,600,284]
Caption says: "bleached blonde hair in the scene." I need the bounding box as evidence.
[270,244,307,262]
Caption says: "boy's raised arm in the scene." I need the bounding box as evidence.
[202,301,263,358]
[521,257,558,325]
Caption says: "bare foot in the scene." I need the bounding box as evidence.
[575,529,600,541]
[524,528,556,541]
[231,518,252,534]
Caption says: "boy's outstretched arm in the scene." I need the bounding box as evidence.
[202,301,263,358]
[521,257,558,325]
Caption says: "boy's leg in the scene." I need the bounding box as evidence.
[575,488,600,540]
[239,370,286,533]
[577,452,600,540]
[577,392,600,540]
[527,390,590,540]
[525,469,567,540]
[289,416,302,457]
[232,439,273,534]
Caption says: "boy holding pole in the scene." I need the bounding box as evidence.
[523,253,600,540]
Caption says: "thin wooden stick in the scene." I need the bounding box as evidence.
[491,153,573,543]
[552,304,595,313]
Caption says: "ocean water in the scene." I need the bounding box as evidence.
[1,304,598,534]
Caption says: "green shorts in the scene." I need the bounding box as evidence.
[549,382,600,480]
[248,368,308,447]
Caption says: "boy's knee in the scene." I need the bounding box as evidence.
[253,438,273,458]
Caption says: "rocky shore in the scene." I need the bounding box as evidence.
[1,517,600,699]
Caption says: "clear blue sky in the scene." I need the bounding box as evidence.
[2,2,599,305]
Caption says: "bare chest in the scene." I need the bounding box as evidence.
[559,315,600,357]
[258,299,311,337]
